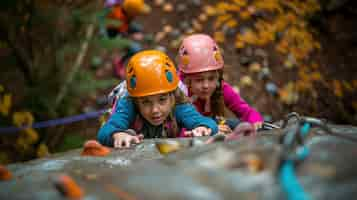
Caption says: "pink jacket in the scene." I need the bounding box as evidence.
[180,81,263,124]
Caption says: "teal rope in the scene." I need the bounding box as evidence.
[279,122,312,200]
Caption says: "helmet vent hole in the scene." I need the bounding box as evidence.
[129,76,136,89]
[165,70,173,83]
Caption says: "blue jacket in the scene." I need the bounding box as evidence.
[97,96,218,146]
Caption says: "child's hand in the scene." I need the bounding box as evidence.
[253,122,263,130]
[232,122,256,136]
[112,132,143,148]
[218,124,232,134]
[184,126,212,137]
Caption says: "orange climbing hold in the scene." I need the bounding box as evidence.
[0,165,12,181]
[54,174,84,199]
[81,140,111,157]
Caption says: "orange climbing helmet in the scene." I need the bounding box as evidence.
[126,50,179,97]
[123,0,151,18]
[178,34,224,74]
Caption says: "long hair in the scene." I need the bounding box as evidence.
[164,88,190,137]
[210,70,225,117]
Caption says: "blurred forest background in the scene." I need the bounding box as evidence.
[0,0,356,164]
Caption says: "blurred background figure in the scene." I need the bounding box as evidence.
[102,0,151,79]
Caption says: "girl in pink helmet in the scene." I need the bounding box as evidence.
[177,34,263,133]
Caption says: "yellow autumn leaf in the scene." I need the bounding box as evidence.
[313,41,321,50]
[203,5,217,16]
[233,0,247,7]
[298,68,309,81]
[235,40,245,49]
[226,4,243,12]
[37,143,50,158]
[240,10,251,20]
[279,82,299,105]
[225,19,238,28]
[276,40,289,54]
[333,80,343,97]
[241,29,257,44]
[23,128,39,144]
[13,111,34,127]
[254,0,282,13]
[310,72,322,81]
[296,80,313,92]
[342,81,354,92]
[214,14,232,29]
[0,94,12,117]
[214,31,225,43]
[284,59,295,69]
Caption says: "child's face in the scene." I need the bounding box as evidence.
[136,93,175,126]
[188,71,219,100]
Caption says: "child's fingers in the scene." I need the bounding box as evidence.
[202,128,210,136]
[192,128,203,137]
[184,131,193,137]
[137,134,144,140]
[207,128,212,136]
[114,139,120,148]
[114,138,123,148]
[132,136,141,144]
[124,138,131,148]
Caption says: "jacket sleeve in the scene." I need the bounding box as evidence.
[222,82,263,123]
[97,96,136,146]
[175,103,218,135]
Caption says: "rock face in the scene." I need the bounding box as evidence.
[1,120,357,200]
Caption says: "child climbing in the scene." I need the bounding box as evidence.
[177,34,263,133]
[97,50,218,148]
[102,0,150,79]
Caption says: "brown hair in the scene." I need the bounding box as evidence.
[210,70,225,117]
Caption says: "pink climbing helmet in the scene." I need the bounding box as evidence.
[178,34,224,74]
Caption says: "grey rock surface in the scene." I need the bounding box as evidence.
[1,123,357,200]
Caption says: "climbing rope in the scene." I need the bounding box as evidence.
[279,121,312,200]
[278,112,357,200]
[0,109,107,134]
